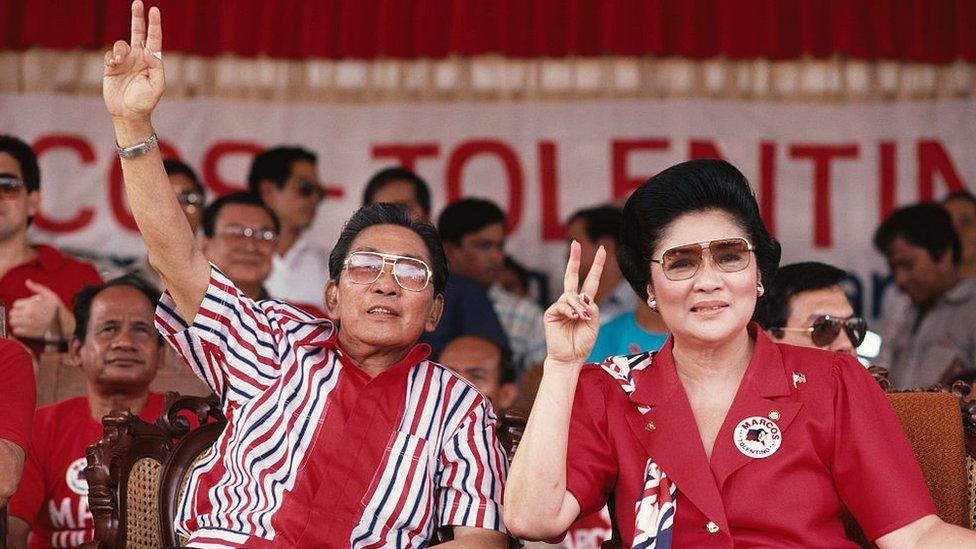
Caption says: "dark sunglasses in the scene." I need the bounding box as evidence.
[295,179,324,199]
[773,315,868,348]
[0,176,26,198]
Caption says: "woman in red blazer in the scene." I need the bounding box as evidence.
[505,159,976,548]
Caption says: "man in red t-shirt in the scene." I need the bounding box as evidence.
[0,338,34,506]
[0,135,103,357]
[8,274,167,548]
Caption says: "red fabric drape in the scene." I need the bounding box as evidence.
[3,0,973,63]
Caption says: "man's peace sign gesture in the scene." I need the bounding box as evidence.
[103,1,164,121]
[543,241,606,367]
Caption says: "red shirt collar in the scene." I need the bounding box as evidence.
[631,322,792,407]
[24,244,65,271]
[334,341,432,382]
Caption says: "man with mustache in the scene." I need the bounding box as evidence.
[7,275,167,548]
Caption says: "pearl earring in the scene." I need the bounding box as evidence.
[647,297,657,311]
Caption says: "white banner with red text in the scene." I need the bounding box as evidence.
[1,93,974,321]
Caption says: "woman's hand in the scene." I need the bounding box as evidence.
[543,241,606,368]
[103,1,164,122]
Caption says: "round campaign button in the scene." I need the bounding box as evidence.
[66,457,90,496]
[733,416,782,458]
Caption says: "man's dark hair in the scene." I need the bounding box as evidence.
[503,255,530,292]
[757,262,849,332]
[618,159,781,306]
[362,167,432,218]
[437,198,506,245]
[163,158,204,196]
[73,274,163,343]
[567,205,624,245]
[329,203,448,296]
[0,134,40,193]
[202,192,281,238]
[873,203,961,265]
[246,146,317,194]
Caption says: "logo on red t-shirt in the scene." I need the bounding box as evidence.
[65,457,88,496]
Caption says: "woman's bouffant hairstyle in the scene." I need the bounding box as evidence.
[618,159,781,305]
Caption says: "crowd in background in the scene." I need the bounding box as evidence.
[2,127,976,547]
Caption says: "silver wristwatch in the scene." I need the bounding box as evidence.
[116,132,158,159]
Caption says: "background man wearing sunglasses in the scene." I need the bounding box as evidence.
[0,135,102,356]
[164,158,204,235]
[248,145,330,308]
[759,261,864,357]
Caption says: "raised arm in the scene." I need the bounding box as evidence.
[503,241,605,538]
[103,1,210,320]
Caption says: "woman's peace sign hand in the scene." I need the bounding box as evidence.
[543,241,606,368]
[103,1,164,121]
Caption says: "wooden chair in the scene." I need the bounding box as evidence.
[85,392,225,549]
[36,352,212,408]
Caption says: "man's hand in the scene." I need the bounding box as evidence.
[9,280,67,341]
[103,0,164,123]
[0,439,25,506]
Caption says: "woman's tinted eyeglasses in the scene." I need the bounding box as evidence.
[772,315,868,348]
[651,237,755,281]
[342,251,432,292]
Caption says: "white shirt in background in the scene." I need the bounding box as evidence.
[265,232,331,308]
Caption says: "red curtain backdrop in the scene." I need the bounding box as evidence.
[2,0,973,63]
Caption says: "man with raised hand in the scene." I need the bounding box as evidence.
[101,4,507,547]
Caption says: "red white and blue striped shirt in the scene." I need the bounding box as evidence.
[155,266,507,548]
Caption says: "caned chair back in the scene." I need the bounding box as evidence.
[85,393,224,549]
[158,420,226,547]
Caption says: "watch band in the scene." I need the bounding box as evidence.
[116,132,159,159]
